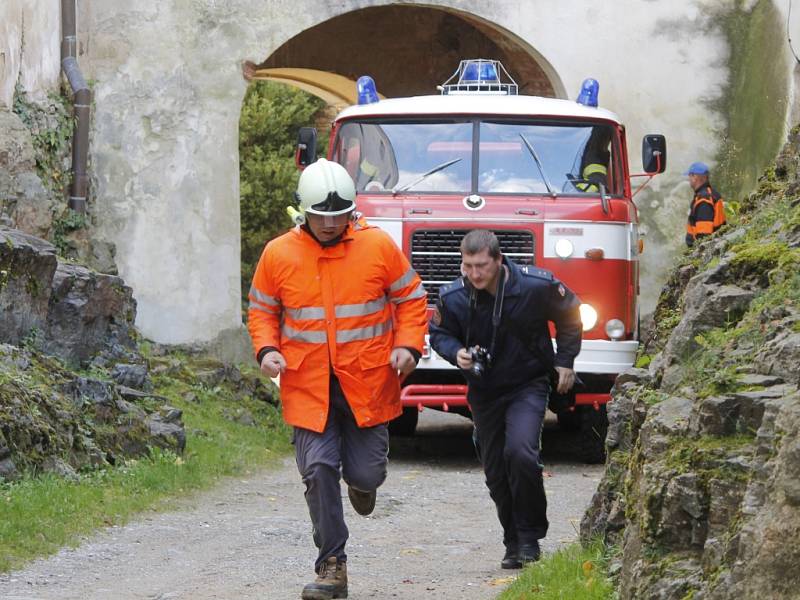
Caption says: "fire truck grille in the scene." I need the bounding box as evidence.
[411,229,536,304]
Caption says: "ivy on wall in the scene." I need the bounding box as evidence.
[11,84,73,196]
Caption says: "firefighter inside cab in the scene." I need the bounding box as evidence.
[685,161,727,246]
[429,229,583,569]
[574,126,611,193]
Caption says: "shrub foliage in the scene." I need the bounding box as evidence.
[239,81,328,307]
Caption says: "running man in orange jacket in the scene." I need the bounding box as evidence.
[684,161,726,247]
[247,158,428,600]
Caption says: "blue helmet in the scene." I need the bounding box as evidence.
[683,161,710,176]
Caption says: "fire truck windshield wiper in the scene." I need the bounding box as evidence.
[519,134,557,198]
[392,158,463,196]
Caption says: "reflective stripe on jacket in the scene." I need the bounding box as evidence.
[686,184,726,243]
[576,163,608,193]
[247,219,428,432]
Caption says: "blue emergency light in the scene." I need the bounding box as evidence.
[576,78,599,107]
[462,59,499,84]
[357,76,379,105]
[439,59,518,95]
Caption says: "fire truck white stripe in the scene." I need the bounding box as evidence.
[543,222,637,261]
[366,216,633,225]
[366,218,403,248]
[365,217,638,260]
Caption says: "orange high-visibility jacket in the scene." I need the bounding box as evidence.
[686,184,726,243]
[247,220,428,432]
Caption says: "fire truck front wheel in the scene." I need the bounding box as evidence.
[388,407,419,436]
[556,409,581,432]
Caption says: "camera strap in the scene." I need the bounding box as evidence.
[464,265,506,358]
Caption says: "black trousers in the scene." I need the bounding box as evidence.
[469,376,549,547]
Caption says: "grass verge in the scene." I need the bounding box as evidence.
[497,541,614,600]
[0,363,291,573]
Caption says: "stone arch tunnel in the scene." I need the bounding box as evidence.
[253,4,564,104]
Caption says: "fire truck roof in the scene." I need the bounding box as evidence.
[336,94,622,124]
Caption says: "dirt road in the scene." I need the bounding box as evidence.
[0,411,603,600]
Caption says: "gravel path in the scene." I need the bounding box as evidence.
[0,411,603,600]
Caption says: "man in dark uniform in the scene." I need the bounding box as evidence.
[429,229,582,569]
[684,161,726,247]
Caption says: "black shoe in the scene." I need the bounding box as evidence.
[347,485,376,516]
[501,546,522,569]
[518,541,541,564]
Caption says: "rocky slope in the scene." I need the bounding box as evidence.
[0,90,284,486]
[0,225,184,480]
[2,98,179,481]
[582,129,800,598]
[1,223,281,482]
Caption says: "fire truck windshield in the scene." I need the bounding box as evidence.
[333,120,619,196]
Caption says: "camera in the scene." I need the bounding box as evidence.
[469,346,492,378]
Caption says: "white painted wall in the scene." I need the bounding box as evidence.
[778,0,800,127]
[82,2,249,344]
[0,0,61,109]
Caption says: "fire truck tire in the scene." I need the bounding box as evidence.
[556,409,581,432]
[579,404,608,464]
[388,407,418,436]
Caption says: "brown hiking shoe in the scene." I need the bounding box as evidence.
[301,557,348,600]
[347,485,376,516]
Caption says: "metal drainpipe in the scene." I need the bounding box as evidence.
[61,0,90,213]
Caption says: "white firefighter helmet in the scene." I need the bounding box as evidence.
[288,158,356,225]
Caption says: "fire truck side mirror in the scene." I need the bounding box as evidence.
[296,127,318,170]
[642,134,667,174]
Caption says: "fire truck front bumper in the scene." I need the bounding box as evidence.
[416,338,639,375]
[407,338,639,410]
[572,339,639,375]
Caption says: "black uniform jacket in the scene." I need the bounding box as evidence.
[429,257,582,394]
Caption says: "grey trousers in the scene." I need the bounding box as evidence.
[293,376,389,571]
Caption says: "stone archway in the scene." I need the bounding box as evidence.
[258,4,565,101]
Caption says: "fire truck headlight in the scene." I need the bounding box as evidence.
[579,304,598,331]
[554,239,574,259]
[605,319,626,340]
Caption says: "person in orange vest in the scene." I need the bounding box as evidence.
[247,158,427,600]
[684,161,726,247]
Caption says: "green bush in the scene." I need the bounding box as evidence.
[239,81,328,307]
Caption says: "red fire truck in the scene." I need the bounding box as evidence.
[296,59,665,463]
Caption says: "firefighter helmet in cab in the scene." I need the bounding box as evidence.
[288,158,356,225]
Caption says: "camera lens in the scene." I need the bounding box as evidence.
[469,347,488,378]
